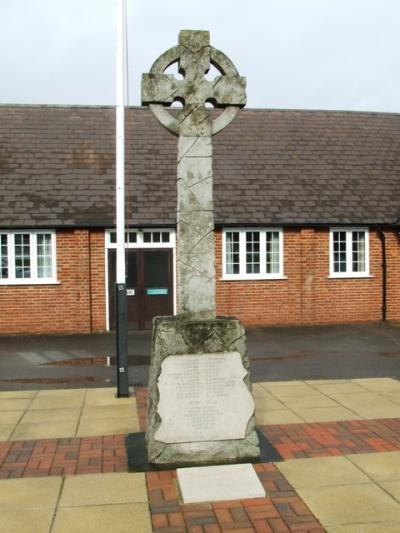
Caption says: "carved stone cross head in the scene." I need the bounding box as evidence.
[142,30,246,137]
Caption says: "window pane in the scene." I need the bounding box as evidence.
[225,232,240,274]
[333,231,346,273]
[111,232,132,244]
[246,232,260,274]
[143,232,151,243]
[37,233,53,278]
[161,232,170,243]
[14,234,31,278]
[352,231,365,273]
[266,231,280,274]
[0,234,8,279]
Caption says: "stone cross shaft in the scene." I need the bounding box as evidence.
[142,30,246,318]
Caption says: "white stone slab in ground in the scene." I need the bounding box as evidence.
[177,463,266,503]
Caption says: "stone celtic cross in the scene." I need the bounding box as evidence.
[142,30,246,318]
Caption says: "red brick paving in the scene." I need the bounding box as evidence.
[0,435,127,478]
[261,418,400,459]
[146,463,325,532]
[1,416,399,482]
[1,417,400,479]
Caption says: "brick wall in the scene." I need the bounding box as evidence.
[216,228,400,327]
[89,230,107,332]
[1,227,399,334]
[0,229,106,334]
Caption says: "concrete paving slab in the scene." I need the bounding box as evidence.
[305,379,353,385]
[84,387,125,398]
[0,510,53,533]
[297,484,400,527]
[330,524,400,532]
[20,407,81,424]
[279,393,339,409]
[354,404,400,419]
[76,416,139,437]
[36,388,86,398]
[11,420,78,440]
[0,423,14,440]
[277,456,370,488]
[262,382,317,397]
[59,473,147,507]
[84,388,135,406]
[347,451,400,481]
[254,385,283,400]
[330,392,400,419]
[254,396,285,411]
[310,382,367,395]
[386,392,400,403]
[0,410,24,424]
[52,503,152,533]
[29,395,83,410]
[380,481,400,503]
[177,463,265,503]
[255,408,304,425]
[291,405,359,423]
[80,403,137,420]
[0,476,62,510]
[0,398,32,410]
[251,383,270,397]
[0,390,37,399]
[352,378,400,393]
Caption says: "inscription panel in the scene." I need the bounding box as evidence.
[154,352,254,443]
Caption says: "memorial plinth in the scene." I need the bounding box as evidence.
[146,317,260,465]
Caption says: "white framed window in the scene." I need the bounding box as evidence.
[329,228,370,278]
[106,229,175,249]
[0,231,57,284]
[222,228,284,280]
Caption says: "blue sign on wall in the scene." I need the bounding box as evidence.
[147,288,168,296]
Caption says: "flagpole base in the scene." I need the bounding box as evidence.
[116,283,129,397]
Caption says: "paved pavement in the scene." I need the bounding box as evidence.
[0,323,400,390]
[0,377,400,532]
[1,322,400,530]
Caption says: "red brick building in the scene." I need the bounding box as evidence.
[1,106,399,334]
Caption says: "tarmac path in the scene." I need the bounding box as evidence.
[0,323,399,390]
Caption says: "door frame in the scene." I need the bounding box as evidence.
[104,228,176,331]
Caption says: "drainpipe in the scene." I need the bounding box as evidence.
[377,227,387,322]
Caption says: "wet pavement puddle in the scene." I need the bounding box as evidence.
[40,355,150,367]
[0,376,111,385]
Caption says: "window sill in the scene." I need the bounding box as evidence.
[327,275,373,280]
[0,280,61,286]
[220,276,288,282]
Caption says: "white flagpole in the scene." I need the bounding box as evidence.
[115,0,129,397]
[116,0,126,285]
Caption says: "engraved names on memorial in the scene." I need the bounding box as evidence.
[155,352,254,443]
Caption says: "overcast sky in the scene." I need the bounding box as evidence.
[1,0,399,112]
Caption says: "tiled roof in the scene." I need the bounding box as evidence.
[0,105,399,228]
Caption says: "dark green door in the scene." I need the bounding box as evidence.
[108,249,173,330]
